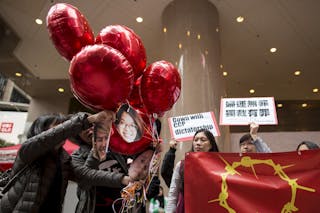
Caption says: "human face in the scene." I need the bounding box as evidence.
[297,144,309,151]
[192,132,212,152]
[240,140,257,153]
[94,128,110,159]
[117,111,138,143]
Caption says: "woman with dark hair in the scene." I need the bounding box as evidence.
[0,110,117,213]
[115,104,144,143]
[297,141,320,151]
[166,129,219,213]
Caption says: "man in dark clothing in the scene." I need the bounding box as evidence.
[72,123,159,213]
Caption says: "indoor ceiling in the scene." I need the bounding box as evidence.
[0,0,320,101]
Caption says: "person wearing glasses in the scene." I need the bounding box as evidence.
[116,104,143,143]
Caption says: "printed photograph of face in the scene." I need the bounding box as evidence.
[116,104,143,143]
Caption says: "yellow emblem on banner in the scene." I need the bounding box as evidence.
[208,156,315,213]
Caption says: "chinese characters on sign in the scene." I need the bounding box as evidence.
[168,112,220,141]
[220,97,278,125]
[0,122,14,133]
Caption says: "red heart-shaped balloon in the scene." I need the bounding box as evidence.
[69,44,134,111]
[96,25,147,80]
[141,61,181,115]
[47,3,94,61]
[128,77,144,109]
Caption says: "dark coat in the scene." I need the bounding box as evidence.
[160,147,176,187]
[71,141,125,213]
[0,113,119,213]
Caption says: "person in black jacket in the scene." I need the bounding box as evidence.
[0,110,122,213]
[160,139,178,187]
[72,121,159,213]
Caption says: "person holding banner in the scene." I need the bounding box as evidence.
[239,122,271,153]
[166,129,219,213]
[297,141,320,151]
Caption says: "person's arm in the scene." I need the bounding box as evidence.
[161,140,177,187]
[165,161,181,213]
[19,113,91,164]
[146,176,160,200]
[20,111,114,164]
[253,137,272,153]
[71,149,131,188]
[250,122,271,153]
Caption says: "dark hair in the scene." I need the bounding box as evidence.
[115,104,143,140]
[239,133,253,145]
[93,123,110,142]
[296,141,320,151]
[27,114,67,139]
[191,129,219,152]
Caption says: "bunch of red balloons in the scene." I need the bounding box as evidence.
[47,3,181,155]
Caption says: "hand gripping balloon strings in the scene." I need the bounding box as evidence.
[145,149,162,191]
[117,181,144,212]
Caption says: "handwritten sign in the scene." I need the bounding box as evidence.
[168,112,220,141]
[220,97,278,125]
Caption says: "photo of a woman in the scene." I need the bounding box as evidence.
[115,104,144,143]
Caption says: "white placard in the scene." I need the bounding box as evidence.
[168,112,220,141]
[219,97,278,125]
[0,111,28,144]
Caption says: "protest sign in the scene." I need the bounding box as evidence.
[220,97,278,125]
[168,112,220,141]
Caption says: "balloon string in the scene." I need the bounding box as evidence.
[105,123,111,153]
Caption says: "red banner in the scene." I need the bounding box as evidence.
[185,150,320,213]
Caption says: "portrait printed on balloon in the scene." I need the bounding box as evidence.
[115,104,144,143]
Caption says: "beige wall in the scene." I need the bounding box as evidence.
[27,95,70,122]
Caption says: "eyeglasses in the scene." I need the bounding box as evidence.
[118,120,137,130]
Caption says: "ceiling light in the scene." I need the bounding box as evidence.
[163,27,167,33]
[236,16,244,22]
[249,89,255,94]
[313,88,319,93]
[197,34,201,40]
[270,48,277,53]
[294,70,301,76]
[187,31,190,36]
[223,71,228,76]
[302,103,307,108]
[277,103,283,108]
[58,88,64,93]
[216,27,219,32]
[35,18,43,25]
[220,64,223,69]
[136,17,143,23]
[178,43,182,49]
[15,72,22,77]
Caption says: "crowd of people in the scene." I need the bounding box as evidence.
[0,108,319,213]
